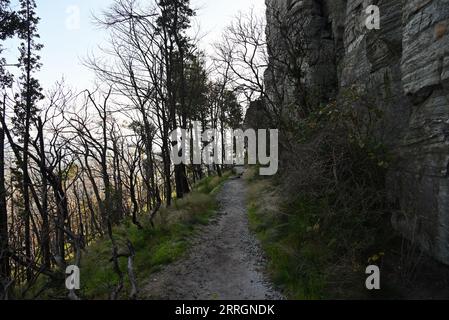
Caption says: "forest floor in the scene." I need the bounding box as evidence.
[140,167,283,300]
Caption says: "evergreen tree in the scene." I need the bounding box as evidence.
[0,0,19,87]
[13,0,43,282]
[157,0,195,199]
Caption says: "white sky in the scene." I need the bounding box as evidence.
[1,0,266,91]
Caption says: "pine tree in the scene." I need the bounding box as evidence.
[157,0,195,199]
[0,0,20,86]
[13,0,43,282]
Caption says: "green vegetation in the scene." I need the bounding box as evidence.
[245,89,398,299]
[80,171,232,299]
[246,169,326,299]
[246,167,395,299]
[28,172,231,300]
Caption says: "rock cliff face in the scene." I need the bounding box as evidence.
[265,0,449,264]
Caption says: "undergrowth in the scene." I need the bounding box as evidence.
[245,88,398,299]
[246,167,397,300]
[30,171,231,300]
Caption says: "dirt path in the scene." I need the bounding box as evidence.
[141,168,283,300]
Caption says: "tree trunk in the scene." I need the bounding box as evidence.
[23,0,33,282]
[0,94,10,289]
[37,118,50,269]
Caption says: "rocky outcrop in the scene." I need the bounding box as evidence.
[265,0,449,264]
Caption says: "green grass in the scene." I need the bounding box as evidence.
[248,171,449,300]
[245,168,398,300]
[244,167,390,300]
[247,184,327,299]
[76,171,232,299]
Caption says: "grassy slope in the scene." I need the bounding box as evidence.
[244,167,393,299]
[245,166,449,300]
[78,172,232,299]
[245,168,322,299]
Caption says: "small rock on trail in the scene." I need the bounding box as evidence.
[141,168,283,300]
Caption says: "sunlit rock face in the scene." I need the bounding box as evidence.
[265,0,449,264]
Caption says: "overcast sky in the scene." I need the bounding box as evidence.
[3,0,266,91]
